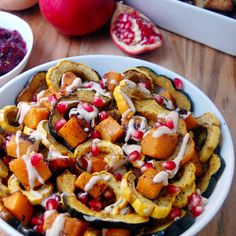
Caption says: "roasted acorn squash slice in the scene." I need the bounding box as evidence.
[137,66,192,111]
[123,68,154,91]
[0,178,9,197]
[16,71,47,103]
[46,60,100,93]
[63,194,149,230]
[37,120,74,159]
[195,113,220,163]
[122,171,174,219]
[0,106,23,133]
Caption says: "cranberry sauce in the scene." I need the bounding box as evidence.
[0,27,27,76]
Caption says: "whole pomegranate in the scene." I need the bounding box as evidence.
[39,0,115,36]
[110,2,163,55]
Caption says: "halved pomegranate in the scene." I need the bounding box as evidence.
[110,2,163,55]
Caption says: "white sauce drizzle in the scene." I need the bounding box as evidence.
[122,143,141,155]
[44,209,56,220]
[81,81,111,98]
[153,171,169,185]
[22,154,45,190]
[65,77,82,93]
[46,214,66,236]
[121,108,132,121]
[15,130,22,158]
[17,102,39,124]
[69,103,98,124]
[120,206,130,215]
[47,149,69,160]
[119,90,136,113]
[104,197,124,213]
[152,111,179,138]
[84,175,112,192]
[110,79,118,85]
[138,83,151,95]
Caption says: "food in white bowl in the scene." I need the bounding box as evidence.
[0,11,33,87]
[0,55,234,236]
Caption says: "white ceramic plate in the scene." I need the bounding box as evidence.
[125,0,236,56]
[0,55,234,236]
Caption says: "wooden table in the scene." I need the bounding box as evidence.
[1,5,236,236]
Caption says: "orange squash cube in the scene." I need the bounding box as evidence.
[136,168,164,199]
[104,71,123,92]
[3,191,33,224]
[95,116,123,143]
[103,228,130,236]
[23,107,49,129]
[6,133,38,158]
[59,116,88,148]
[9,156,52,189]
[43,212,87,236]
[75,172,108,198]
[185,114,199,131]
[141,128,179,159]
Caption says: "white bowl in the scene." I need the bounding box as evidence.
[0,55,234,236]
[125,0,236,56]
[0,11,33,87]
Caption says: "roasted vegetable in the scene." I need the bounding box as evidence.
[104,71,124,92]
[16,71,47,103]
[0,159,8,178]
[0,106,23,133]
[46,60,101,93]
[0,178,9,197]
[3,191,33,225]
[95,116,123,143]
[195,113,220,163]
[63,194,149,230]
[137,66,192,111]
[56,170,76,194]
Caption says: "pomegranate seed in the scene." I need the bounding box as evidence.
[39,213,45,222]
[54,119,66,131]
[91,142,100,156]
[128,151,141,162]
[174,78,183,90]
[166,185,180,195]
[155,95,164,105]
[188,193,202,209]
[114,172,122,181]
[191,205,204,217]
[31,216,42,226]
[48,94,57,105]
[170,207,182,219]
[77,192,89,204]
[32,94,37,102]
[165,118,174,129]
[34,225,43,234]
[91,130,101,139]
[83,103,94,112]
[2,156,12,166]
[84,82,93,88]
[46,198,59,210]
[56,102,68,113]
[139,82,149,89]
[93,97,104,107]
[99,80,106,89]
[89,199,102,211]
[132,130,144,141]
[30,153,43,166]
[99,111,108,121]
[103,189,114,200]
[162,161,176,170]
[141,163,153,172]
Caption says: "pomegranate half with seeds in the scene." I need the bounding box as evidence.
[110,2,163,55]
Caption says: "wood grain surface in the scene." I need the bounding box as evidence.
[1,4,236,236]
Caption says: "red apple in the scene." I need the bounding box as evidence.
[39,0,115,36]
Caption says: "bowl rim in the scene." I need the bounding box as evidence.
[0,11,33,81]
[0,55,234,236]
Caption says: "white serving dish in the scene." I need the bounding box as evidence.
[0,55,234,236]
[0,11,33,87]
[125,0,236,56]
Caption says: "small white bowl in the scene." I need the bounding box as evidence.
[0,11,33,87]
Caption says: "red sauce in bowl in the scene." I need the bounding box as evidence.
[0,27,27,76]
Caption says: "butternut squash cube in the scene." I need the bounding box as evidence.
[9,156,52,190]
[103,228,130,236]
[95,116,123,143]
[59,116,88,148]
[43,212,87,236]
[23,107,49,129]
[136,168,164,199]
[3,191,33,224]
[104,71,123,92]
[75,172,108,198]
[185,114,199,131]
[141,128,179,159]
[6,133,38,158]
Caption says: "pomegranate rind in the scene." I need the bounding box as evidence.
[110,2,163,55]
